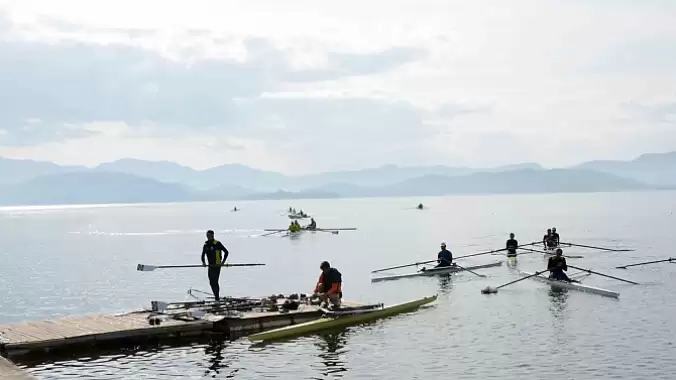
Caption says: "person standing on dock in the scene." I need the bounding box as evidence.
[506,233,518,257]
[547,248,572,282]
[201,230,229,301]
[314,261,342,308]
[436,242,454,267]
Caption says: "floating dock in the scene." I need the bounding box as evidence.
[0,295,362,359]
[0,357,37,379]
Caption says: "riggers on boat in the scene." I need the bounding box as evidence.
[519,271,619,298]
[371,261,503,282]
[247,295,438,342]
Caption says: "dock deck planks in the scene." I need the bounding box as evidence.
[0,299,367,359]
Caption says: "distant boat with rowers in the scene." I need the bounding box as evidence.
[372,261,502,282]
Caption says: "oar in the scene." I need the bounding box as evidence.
[137,263,265,272]
[567,264,638,285]
[453,241,540,260]
[451,263,486,278]
[261,230,284,237]
[518,247,584,259]
[616,258,676,269]
[481,269,550,294]
[560,242,634,252]
[371,241,540,273]
[314,229,339,234]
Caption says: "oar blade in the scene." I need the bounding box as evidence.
[137,264,157,272]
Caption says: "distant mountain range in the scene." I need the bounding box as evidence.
[0,151,674,206]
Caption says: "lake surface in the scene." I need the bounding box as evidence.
[2,192,676,379]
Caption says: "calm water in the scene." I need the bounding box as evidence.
[2,192,676,379]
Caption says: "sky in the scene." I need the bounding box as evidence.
[0,0,675,174]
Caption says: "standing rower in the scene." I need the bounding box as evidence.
[201,230,229,301]
[543,229,554,249]
[551,227,560,247]
[547,248,572,282]
[506,233,518,257]
[436,242,454,267]
[313,261,342,308]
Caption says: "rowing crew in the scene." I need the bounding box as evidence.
[288,207,308,218]
[288,218,317,232]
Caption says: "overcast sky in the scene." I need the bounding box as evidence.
[0,0,675,174]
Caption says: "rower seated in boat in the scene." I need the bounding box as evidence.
[313,261,342,308]
[547,248,572,282]
[436,242,454,268]
[506,233,518,257]
[289,221,302,232]
[417,203,424,210]
[305,218,317,230]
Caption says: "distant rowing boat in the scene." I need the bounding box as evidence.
[519,271,619,298]
[371,261,502,282]
[248,295,437,342]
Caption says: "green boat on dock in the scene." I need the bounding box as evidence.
[247,294,438,342]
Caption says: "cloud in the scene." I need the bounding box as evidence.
[0,13,428,146]
[1,1,676,172]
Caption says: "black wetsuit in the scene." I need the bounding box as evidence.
[506,238,518,256]
[552,232,560,246]
[547,255,570,282]
[437,249,453,267]
[201,239,229,300]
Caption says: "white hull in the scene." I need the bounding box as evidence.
[519,271,619,298]
[372,261,503,282]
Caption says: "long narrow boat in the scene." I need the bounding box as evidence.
[371,261,502,282]
[519,271,619,298]
[248,295,437,342]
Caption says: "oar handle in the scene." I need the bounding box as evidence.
[568,264,638,285]
[496,269,550,290]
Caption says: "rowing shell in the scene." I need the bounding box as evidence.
[519,271,619,298]
[371,261,503,282]
[248,295,437,342]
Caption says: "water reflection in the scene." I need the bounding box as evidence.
[203,339,239,378]
[437,274,455,293]
[313,331,348,378]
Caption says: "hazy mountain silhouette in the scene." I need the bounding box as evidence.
[306,169,651,197]
[572,151,676,186]
[0,151,673,205]
[0,171,195,205]
[0,157,84,184]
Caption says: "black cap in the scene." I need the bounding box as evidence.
[207,230,214,235]
[320,261,330,269]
